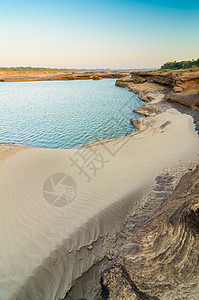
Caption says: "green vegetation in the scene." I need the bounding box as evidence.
[0,67,71,73]
[0,67,116,73]
[161,59,199,70]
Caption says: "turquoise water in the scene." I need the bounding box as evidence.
[0,79,144,148]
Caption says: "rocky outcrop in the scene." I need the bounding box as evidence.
[100,165,199,299]
[0,71,128,82]
[100,264,158,300]
[116,71,175,89]
[116,69,199,109]
[165,91,199,109]
[116,69,199,93]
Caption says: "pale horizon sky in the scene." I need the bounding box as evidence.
[0,0,198,69]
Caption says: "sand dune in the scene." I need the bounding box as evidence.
[0,98,198,299]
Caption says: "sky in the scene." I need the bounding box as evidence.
[0,0,198,69]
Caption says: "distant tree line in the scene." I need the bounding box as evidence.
[0,67,71,72]
[161,59,199,70]
[0,67,116,73]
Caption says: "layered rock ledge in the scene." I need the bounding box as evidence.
[116,69,199,109]
[0,71,129,82]
[100,164,199,299]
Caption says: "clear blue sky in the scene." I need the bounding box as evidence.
[0,0,198,69]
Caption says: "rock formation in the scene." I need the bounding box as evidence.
[116,69,199,93]
[116,69,199,109]
[0,71,129,82]
[165,91,199,109]
[100,165,199,299]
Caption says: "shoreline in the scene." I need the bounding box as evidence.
[67,75,199,298]
[0,75,199,299]
[68,153,199,299]
[0,71,129,83]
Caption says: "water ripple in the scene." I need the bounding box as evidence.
[0,79,144,148]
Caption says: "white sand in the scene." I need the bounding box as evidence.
[0,103,198,299]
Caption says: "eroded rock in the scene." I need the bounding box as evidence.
[100,165,199,299]
[165,91,199,109]
[116,69,199,110]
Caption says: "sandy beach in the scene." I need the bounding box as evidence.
[0,84,199,299]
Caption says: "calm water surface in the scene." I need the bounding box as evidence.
[0,79,144,148]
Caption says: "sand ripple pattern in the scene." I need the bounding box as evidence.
[0,105,198,299]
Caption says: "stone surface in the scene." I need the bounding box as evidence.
[100,165,199,299]
[116,69,199,109]
[116,69,199,92]
[173,86,183,93]
[165,91,199,109]
[100,264,159,300]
